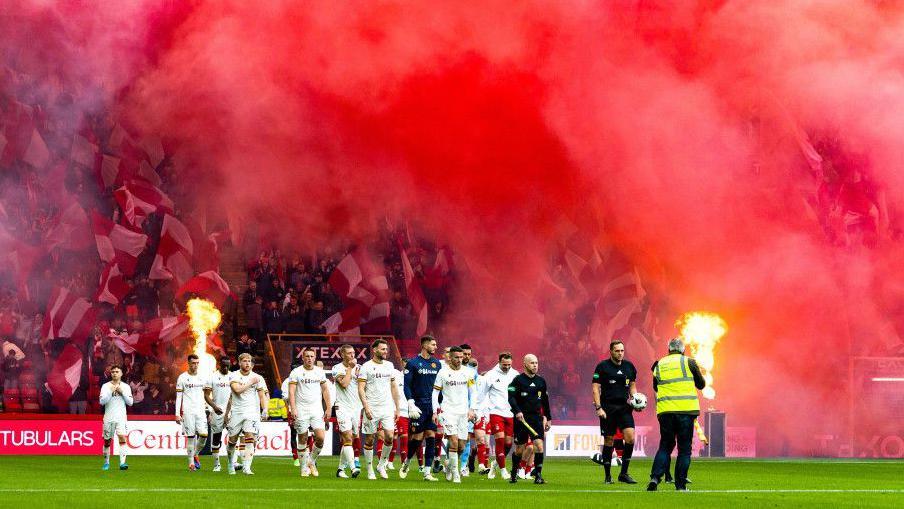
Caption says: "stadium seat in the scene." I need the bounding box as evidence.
[3,388,22,412]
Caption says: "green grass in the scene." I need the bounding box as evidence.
[0,456,901,508]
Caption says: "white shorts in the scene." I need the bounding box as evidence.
[181,412,208,437]
[440,412,470,440]
[209,411,226,434]
[103,419,128,440]
[361,409,394,436]
[336,407,362,435]
[293,411,325,433]
[227,414,260,437]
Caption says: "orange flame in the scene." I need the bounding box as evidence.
[187,298,221,375]
[676,311,727,400]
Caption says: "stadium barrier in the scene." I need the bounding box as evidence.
[1,417,754,457]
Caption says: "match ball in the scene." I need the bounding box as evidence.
[630,392,647,410]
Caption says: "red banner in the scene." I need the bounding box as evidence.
[0,419,102,455]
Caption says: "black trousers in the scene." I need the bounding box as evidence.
[650,413,695,489]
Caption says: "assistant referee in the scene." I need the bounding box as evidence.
[591,340,640,484]
[507,353,551,485]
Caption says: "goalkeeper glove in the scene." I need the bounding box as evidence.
[407,400,422,419]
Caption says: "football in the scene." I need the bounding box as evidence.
[630,392,647,410]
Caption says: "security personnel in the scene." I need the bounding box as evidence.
[507,353,551,485]
[647,338,705,491]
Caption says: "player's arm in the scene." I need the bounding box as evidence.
[231,377,256,395]
[203,387,222,414]
[336,366,354,389]
[431,384,441,423]
[320,380,331,421]
[402,360,415,400]
[174,389,184,423]
[357,376,371,420]
[258,387,269,421]
[389,374,400,419]
[288,380,298,417]
[99,384,112,406]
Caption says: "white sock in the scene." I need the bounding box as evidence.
[311,444,322,464]
[379,440,393,465]
[186,437,196,464]
[299,449,309,471]
[103,445,110,463]
[196,436,208,455]
[340,445,354,469]
[213,451,221,465]
[226,442,236,467]
[118,442,127,465]
[450,451,460,478]
[364,447,374,470]
[244,441,255,469]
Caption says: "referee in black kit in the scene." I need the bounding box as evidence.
[507,353,551,485]
[591,340,640,484]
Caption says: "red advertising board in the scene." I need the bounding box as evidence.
[0,419,102,455]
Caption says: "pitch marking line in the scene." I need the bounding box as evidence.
[1,488,902,494]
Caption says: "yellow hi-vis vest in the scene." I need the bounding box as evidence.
[268,397,287,420]
[654,353,700,415]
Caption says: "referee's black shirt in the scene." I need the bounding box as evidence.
[592,359,637,404]
[508,373,551,417]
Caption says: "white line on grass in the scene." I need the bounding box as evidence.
[1,488,902,494]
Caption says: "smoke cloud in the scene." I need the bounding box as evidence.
[5,0,904,455]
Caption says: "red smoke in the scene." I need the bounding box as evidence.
[6,0,904,455]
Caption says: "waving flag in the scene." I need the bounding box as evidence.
[150,214,194,285]
[91,211,148,275]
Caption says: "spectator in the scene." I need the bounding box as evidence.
[144,384,166,415]
[236,333,258,357]
[263,300,283,337]
[243,280,260,312]
[304,300,327,334]
[283,296,305,333]
[2,350,20,390]
[246,295,263,342]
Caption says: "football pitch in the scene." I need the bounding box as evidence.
[0,456,901,508]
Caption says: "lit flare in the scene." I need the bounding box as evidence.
[187,298,221,374]
[676,311,727,400]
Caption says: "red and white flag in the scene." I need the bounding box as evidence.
[322,303,365,335]
[423,245,454,290]
[96,263,131,306]
[400,245,428,336]
[150,214,194,285]
[70,134,99,168]
[44,200,93,252]
[176,270,236,308]
[47,342,84,411]
[110,315,190,357]
[41,287,97,344]
[114,179,174,227]
[91,211,148,275]
[0,101,49,169]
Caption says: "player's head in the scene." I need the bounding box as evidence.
[315,360,324,369]
[448,345,464,368]
[340,344,356,364]
[523,354,538,375]
[609,340,625,362]
[498,351,513,372]
[302,347,316,368]
[187,353,200,374]
[419,335,437,355]
[668,337,685,354]
[109,364,123,381]
[238,352,253,373]
[218,356,231,373]
[459,343,472,364]
[371,339,389,361]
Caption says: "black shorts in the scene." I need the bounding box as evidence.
[409,400,437,433]
[599,404,634,436]
[514,414,544,445]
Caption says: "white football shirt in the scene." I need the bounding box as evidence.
[358,359,396,413]
[228,370,265,417]
[287,365,327,413]
[434,365,473,415]
[331,363,362,411]
[393,368,409,418]
[100,381,133,422]
[206,370,232,409]
[176,371,207,416]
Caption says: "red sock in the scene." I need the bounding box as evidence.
[389,437,397,462]
[478,442,488,466]
[616,448,624,458]
[307,435,314,451]
[494,437,506,468]
[416,442,424,466]
[292,449,298,460]
[353,437,362,457]
[376,440,383,456]
[520,460,527,469]
[435,433,444,457]
[398,435,408,462]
